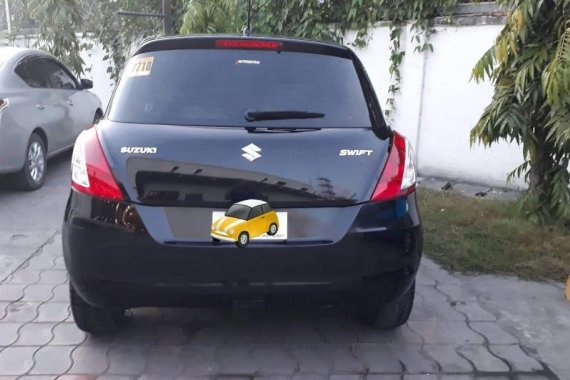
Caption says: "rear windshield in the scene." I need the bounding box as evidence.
[108,49,371,128]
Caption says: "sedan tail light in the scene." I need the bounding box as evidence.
[71,127,124,201]
[0,98,8,112]
[370,132,416,202]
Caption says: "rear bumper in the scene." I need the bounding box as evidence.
[63,191,422,309]
[69,269,414,309]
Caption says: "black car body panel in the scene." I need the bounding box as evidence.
[97,122,391,243]
[63,191,421,308]
[63,35,422,310]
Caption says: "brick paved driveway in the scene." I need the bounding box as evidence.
[0,233,560,380]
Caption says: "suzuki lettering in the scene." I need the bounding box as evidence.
[120,147,158,154]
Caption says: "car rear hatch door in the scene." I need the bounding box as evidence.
[100,122,389,243]
[99,37,391,244]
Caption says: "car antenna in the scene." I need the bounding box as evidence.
[243,0,253,36]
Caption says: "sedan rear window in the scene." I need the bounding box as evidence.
[108,49,371,128]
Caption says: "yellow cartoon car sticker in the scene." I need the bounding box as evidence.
[211,199,279,248]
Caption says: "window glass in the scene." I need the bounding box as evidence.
[224,204,250,220]
[109,49,371,128]
[15,62,33,86]
[16,59,50,88]
[42,59,77,89]
[261,204,271,214]
[15,57,77,89]
[248,206,263,220]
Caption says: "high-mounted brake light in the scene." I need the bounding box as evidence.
[71,127,124,201]
[0,98,8,112]
[215,39,282,50]
[370,132,417,202]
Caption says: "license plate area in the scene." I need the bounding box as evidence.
[212,211,288,240]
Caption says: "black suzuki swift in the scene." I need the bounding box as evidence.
[63,35,422,335]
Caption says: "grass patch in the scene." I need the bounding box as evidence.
[417,188,570,282]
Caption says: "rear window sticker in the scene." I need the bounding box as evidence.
[126,56,154,77]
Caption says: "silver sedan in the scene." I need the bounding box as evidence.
[0,47,103,190]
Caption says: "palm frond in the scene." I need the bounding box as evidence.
[471,46,497,83]
[543,24,570,107]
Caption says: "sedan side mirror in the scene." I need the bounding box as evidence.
[80,78,93,90]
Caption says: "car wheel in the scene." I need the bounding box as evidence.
[360,281,415,329]
[236,231,249,248]
[268,223,278,236]
[70,283,126,335]
[15,133,46,191]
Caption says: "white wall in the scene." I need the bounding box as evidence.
[419,25,524,188]
[353,22,525,188]
[80,42,115,111]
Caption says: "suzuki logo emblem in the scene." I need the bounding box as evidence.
[242,143,262,162]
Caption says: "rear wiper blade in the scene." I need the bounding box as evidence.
[245,127,321,133]
[244,109,325,122]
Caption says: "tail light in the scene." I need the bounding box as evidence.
[0,98,8,112]
[71,127,124,201]
[371,132,416,202]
